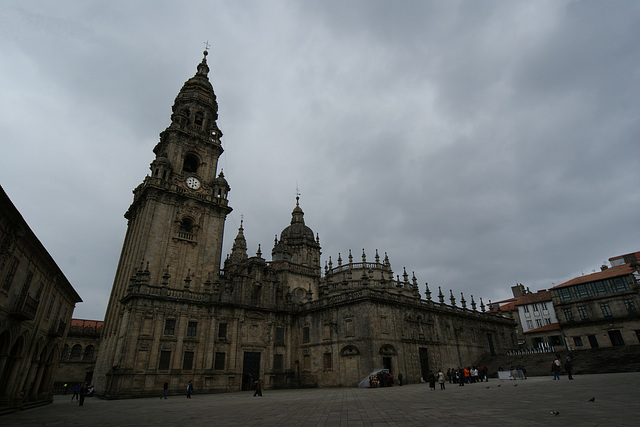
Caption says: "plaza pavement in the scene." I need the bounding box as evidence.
[3,372,640,426]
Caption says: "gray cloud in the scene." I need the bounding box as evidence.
[1,0,638,319]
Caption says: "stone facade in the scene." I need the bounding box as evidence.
[551,254,640,350]
[93,52,516,398]
[54,319,103,391]
[0,186,82,409]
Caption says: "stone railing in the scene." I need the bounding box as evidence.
[11,293,39,320]
[328,262,383,274]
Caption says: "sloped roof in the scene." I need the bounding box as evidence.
[523,322,561,334]
[552,264,635,289]
[515,290,551,306]
[609,251,640,263]
[71,319,104,328]
[487,297,518,313]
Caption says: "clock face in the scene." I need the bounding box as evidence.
[186,177,201,190]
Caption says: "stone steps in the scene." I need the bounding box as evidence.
[476,344,640,377]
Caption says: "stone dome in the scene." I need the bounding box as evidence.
[279,198,315,244]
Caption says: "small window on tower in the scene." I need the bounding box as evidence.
[183,154,199,173]
[194,111,204,127]
[179,218,193,232]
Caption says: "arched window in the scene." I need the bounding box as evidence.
[84,345,95,359]
[70,344,82,359]
[182,154,199,173]
[179,218,193,233]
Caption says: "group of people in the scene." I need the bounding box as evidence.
[446,366,489,386]
[159,379,195,399]
[69,382,93,406]
[552,356,574,380]
[426,370,447,390]
[368,370,395,387]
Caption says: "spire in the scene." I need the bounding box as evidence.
[291,194,304,224]
[167,49,220,141]
[197,50,210,76]
[229,218,248,262]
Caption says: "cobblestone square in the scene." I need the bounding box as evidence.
[3,373,639,426]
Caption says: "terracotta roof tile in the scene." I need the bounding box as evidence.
[515,290,551,306]
[608,251,640,263]
[488,299,518,313]
[552,264,635,289]
[523,322,561,334]
[71,319,104,328]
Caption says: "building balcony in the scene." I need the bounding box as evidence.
[10,294,39,320]
[49,319,66,337]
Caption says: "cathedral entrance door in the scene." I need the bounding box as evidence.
[418,347,429,381]
[242,352,261,391]
[382,357,392,372]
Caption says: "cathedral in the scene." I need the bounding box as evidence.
[93,51,515,398]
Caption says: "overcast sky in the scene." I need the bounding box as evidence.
[1,0,638,320]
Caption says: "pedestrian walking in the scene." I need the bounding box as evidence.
[78,383,87,406]
[161,380,169,399]
[565,357,574,380]
[253,379,262,396]
[71,384,80,401]
[187,380,193,398]
[437,369,446,390]
[428,371,436,390]
[552,358,561,380]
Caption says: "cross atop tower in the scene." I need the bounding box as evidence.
[204,40,211,51]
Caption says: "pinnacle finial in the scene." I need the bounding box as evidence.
[196,46,210,76]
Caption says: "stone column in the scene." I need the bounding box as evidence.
[31,361,45,396]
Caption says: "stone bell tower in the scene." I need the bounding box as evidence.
[94,51,232,395]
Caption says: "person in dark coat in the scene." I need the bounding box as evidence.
[564,357,574,380]
[161,380,168,399]
[78,383,87,406]
[428,371,436,390]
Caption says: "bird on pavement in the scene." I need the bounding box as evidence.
[588,397,595,402]
[550,411,560,416]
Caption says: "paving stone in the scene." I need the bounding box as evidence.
[2,373,639,426]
